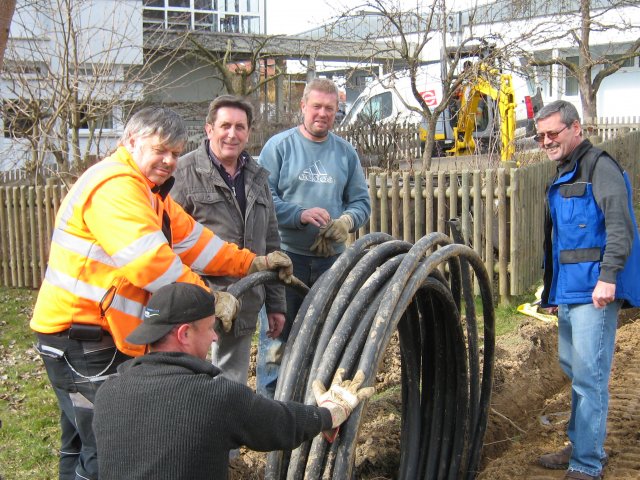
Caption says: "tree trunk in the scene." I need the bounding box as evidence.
[0,0,17,70]
[578,0,598,134]
[421,116,439,171]
[578,67,597,134]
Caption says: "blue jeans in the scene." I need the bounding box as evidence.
[557,301,620,477]
[256,251,338,397]
[36,332,130,480]
[256,307,282,397]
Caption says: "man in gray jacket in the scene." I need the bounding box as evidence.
[172,95,286,389]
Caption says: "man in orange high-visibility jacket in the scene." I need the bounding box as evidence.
[30,107,293,480]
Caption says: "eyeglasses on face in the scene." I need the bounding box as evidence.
[533,125,568,143]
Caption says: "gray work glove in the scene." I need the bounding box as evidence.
[321,214,353,244]
[312,369,375,441]
[212,291,240,333]
[248,251,293,283]
[310,222,336,257]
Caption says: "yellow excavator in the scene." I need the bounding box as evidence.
[445,67,517,162]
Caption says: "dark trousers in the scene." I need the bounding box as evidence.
[281,250,339,341]
[257,251,338,397]
[35,331,131,480]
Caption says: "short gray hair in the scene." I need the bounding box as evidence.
[302,78,339,104]
[119,107,187,148]
[534,100,581,127]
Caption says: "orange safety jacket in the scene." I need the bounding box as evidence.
[30,147,256,357]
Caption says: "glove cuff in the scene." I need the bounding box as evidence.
[322,427,340,443]
[339,214,354,232]
[319,399,350,428]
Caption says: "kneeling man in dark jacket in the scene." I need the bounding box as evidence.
[93,282,373,480]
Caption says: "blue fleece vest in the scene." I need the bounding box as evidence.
[547,153,640,306]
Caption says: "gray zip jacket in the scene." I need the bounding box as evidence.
[172,141,286,336]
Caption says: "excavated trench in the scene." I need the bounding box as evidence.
[233,314,640,479]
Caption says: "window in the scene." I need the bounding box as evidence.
[359,92,393,122]
[473,95,491,133]
[604,55,635,68]
[2,101,37,139]
[195,12,217,31]
[76,104,114,131]
[143,8,165,29]
[167,10,191,29]
[2,60,45,76]
[564,56,579,96]
[534,64,553,97]
[220,14,239,32]
[143,0,258,32]
[195,0,215,8]
[355,75,374,87]
[224,0,239,12]
[242,15,260,33]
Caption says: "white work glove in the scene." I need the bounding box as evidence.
[212,291,240,333]
[248,251,293,283]
[321,214,353,244]
[309,222,336,257]
[312,369,375,441]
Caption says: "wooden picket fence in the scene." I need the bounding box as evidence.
[334,122,421,168]
[0,182,67,289]
[594,116,640,141]
[1,131,639,302]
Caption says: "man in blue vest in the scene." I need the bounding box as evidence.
[536,100,640,480]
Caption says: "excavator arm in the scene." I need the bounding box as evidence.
[446,69,516,162]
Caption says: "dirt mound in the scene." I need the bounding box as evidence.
[479,317,640,479]
[482,319,566,463]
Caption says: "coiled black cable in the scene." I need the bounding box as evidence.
[228,228,495,479]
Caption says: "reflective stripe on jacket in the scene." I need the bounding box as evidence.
[30,147,255,356]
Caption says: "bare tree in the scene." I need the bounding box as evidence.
[522,0,640,129]
[0,0,185,182]
[327,0,529,170]
[0,0,16,70]
[184,32,289,103]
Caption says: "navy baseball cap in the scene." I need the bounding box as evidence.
[126,282,215,345]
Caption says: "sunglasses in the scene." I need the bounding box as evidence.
[533,125,568,143]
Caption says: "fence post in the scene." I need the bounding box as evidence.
[0,188,8,286]
[402,171,412,242]
[380,173,388,234]
[497,168,509,304]
[20,186,29,288]
[414,171,424,240]
[391,172,400,239]
[484,171,495,296]
[28,187,38,288]
[471,171,482,294]
[368,172,378,234]
[36,186,47,284]
[425,171,434,237]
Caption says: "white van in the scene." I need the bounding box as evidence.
[341,61,542,155]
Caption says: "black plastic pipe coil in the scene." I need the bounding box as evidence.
[227,228,495,480]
